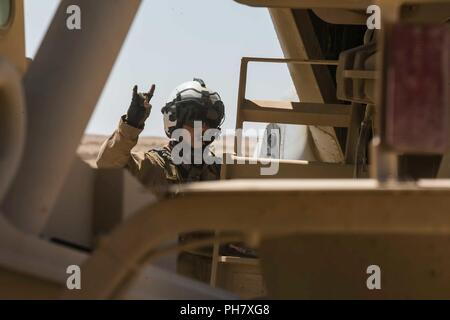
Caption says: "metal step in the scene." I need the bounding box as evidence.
[239,99,352,127]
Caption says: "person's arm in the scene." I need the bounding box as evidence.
[96,85,167,187]
[96,115,142,168]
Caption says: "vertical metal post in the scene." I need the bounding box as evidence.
[235,58,249,156]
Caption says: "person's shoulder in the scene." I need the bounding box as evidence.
[146,146,175,168]
[146,146,180,182]
[147,145,172,160]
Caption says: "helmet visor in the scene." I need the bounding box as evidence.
[178,100,224,128]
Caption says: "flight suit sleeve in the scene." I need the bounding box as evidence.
[96,116,168,188]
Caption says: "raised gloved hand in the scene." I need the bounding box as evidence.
[125,84,155,129]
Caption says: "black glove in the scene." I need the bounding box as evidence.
[125,84,155,129]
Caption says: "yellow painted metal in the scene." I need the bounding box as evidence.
[235,0,371,9]
[0,0,26,73]
[240,99,352,127]
[221,156,355,179]
[62,179,450,299]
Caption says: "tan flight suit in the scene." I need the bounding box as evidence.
[96,116,220,186]
[96,115,220,282]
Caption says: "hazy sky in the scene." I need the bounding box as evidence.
[24,0,296,137]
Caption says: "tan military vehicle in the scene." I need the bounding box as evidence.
[0,0,449,299]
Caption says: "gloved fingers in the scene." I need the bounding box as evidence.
[145,84,156,102]
[143,101,152,110]
[144,105,152,118]
[132,85,140,104]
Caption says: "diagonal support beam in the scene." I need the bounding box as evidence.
[268,8,345,162]
[3,0,141,234]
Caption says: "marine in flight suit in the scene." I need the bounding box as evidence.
[96,79,227,282]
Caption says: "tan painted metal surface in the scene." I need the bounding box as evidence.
[0,58,25,204]
[0,0,26,73]
[241,100,352,127]
[2,0,142,234]
[0,0,448,300]
[235,0,371,9]
[63,179,450,299]
[221,156,355,179]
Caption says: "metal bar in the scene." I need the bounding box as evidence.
[0,0,27,74]
[3,0,141,234]
[234,0,371,10]
[240,99,352,127]
[209,231,221,287]
[235,58,249,156]
[63,179,450,299]
[223,157,355,179]
[343,70,378,79]
[234,55,341,156]
[243,57,339,65]
[438,152,450,178]
[0,59,26,204]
